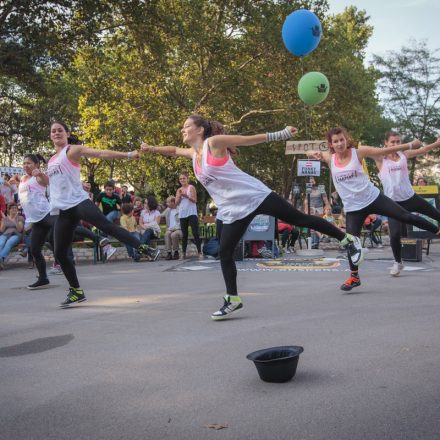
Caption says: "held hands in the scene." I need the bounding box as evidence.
[410,139,423,150]
[140,143,152,153]
[307,151,323,160]
[128,150,140,160]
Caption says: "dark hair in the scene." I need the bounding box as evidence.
[179,171,189,178]
[104,181,115,189]
[416,177,428,185]
[188,115,225,139]
[50,121,82,144]
[7,202,18,212]
[121,203,133,215]
[145,195,158,211]
[326,127,355,152]
[24,153,46,165]
[384,130,400,141]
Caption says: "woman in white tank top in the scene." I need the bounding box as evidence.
[19,154,55,290]
[141,115,364,321]
[310,127,440,292]
[371,131,440,276]
[176,171,202,258]
[47,121,159,308]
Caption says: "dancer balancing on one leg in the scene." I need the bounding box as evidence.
[46,121,160,308]
[309,127,440,292]
[367,131,440,276]
[140,115,364,320]
[19,154,118,288]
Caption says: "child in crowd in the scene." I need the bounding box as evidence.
[95,181,121,223]
[161,196,182,260]
[120,203,141,260]
[132,196,143,223]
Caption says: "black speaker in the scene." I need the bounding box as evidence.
[401,239,422,262]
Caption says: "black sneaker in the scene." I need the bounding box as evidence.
[165,252,173,260]
[211,295,243,321]
[138,245,160,261]
[27,279,50,290]
[59,287,87,308]
[340,276,361,291]
[340,234,364,266]
[173,251,179,260]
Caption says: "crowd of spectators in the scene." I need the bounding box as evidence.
[0,169,436,269]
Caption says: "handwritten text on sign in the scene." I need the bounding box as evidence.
[297,160,321,177]
[285,140,328,155]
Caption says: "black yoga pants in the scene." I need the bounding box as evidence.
[345,193,439,271]
[388,194,440,263]
[180,215,201,253]
[30,214,56,281]
[54,199,141,288]
[219,192,346,296]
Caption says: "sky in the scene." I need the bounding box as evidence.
[327,0,440,62]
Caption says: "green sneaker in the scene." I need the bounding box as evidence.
[59,287,87,308]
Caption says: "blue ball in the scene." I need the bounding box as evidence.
[282,9,322,57]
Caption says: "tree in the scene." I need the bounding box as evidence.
[373,40,440,181]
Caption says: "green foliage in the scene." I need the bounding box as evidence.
[2,0,384,201]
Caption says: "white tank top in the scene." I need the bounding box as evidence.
[331,149,379,212]
[193,139,271,224]
[378,151,414,202]
[18,176,50,224]
[47,145,88,212]
[178,185,198,218]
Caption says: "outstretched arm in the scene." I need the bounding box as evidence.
[208,126,298,156]
[405,138,440,159]
[67,145,140,163]
[141,144,193,160]
[306,150,332,166]
[357,139,422,160]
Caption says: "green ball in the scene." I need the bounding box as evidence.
[298,72,330,106]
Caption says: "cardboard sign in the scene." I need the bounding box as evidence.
[297,160,321,177]
[285,140,328,155]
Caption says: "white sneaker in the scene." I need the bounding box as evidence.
[103,244,117,260]
[390,261,404,277]
[284,246,291,254]
[49,265,63,275]
[341,234,364,266]
[211,295,243,320]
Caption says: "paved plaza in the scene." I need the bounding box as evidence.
[1,246,440,440]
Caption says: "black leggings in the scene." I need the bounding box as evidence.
[54,199,141,288]
[219,192,346,295]
[30,214,56,281]
[389,194,440,263]
[180,215,201,253]
[346,193,439,271]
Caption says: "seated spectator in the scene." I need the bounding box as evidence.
[336,210,346,231]
[120,185,132,204]
[161,196,182,260]
[120,203,141,260]
[96,181,121,223]
[139,196,161,246]
[277,220,299,254]
[378,215,389,235]
[415,176,428,186]
[0,203,24,269]
[364,214,383,247]
[0,176,14,205]
[82,181,94,201]
[133,196,143,223]
[21,223,34,269]
[0,192,6,214]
